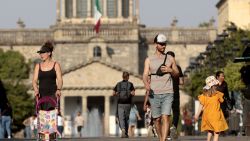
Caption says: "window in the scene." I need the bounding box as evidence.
[93,46,102,57]
[65,0,73,18]
[107,0,117,18]
[76,0,88,18]
[122,0,129,18]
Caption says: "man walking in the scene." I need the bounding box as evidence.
[143,33,179,141]
[113,72,135,138]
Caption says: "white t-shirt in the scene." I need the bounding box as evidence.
[75,115,84,127]
[57,115,64,126]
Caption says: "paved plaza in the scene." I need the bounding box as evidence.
[1,136,250,141]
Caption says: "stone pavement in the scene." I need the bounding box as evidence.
[1,136,250,141]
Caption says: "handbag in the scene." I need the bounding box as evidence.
[155,54,168,76]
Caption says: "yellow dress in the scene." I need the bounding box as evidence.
[198,91,228,132]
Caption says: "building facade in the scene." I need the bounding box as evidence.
[0,0,217,136]
[216,0,250,33]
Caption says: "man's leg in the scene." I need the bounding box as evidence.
[153,117,162,141]
[118,104,130,138]
[161,115,170,141]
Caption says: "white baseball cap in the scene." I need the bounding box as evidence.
[154,34,167,43]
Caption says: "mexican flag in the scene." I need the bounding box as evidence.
[94,0,102,33]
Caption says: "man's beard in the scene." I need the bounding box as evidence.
[158,48,165,54]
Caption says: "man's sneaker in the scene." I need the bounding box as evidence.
[166,136,172,140]
[170,126,178,139]
[121,129,128,138]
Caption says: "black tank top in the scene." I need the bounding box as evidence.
[38,62,57,97]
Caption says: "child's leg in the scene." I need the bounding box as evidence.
[207,131,213,141]
[213,132,219,141]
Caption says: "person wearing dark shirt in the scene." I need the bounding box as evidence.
[1,102,12,139]
[216,71,231,119]
[240,64,250,136]
[167,51,184,139]
[113,72,135,138]
[32,41,63,110]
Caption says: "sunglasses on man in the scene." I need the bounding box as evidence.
[157,42,167,46]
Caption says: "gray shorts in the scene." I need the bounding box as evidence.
[149,93,173,118]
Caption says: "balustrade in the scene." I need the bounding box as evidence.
[0,27,216,45]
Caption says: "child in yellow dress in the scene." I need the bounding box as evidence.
[194,76,228,141]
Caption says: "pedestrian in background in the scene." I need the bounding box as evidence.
[57,112,64,138]
[166,51,184,139]
[31,115,38,138]
[23,115,33,138]
[194,76,228,141]
[216,71,232,119]
[128,103,141,137]
[74,111,84,137]
[1,102,12,139]
[144,101,156,137]
[113,72,135,138]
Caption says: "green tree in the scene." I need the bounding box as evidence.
[0,49,33,132]
[184,28,250,98]
[223,61,245,91]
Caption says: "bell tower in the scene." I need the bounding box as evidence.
[56,0,139,25]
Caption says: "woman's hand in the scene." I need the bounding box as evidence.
[34,90,40,97]
[56,89,61,97]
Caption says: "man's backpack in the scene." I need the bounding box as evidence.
[117,81,132,104]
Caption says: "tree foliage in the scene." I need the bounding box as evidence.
[0,49,33,132]
[184,28,250,98]
[223,61,245,91]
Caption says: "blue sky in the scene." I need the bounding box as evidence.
[0,0,218,28]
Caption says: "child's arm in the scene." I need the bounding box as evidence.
[194,102,203,122]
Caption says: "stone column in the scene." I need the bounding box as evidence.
[87,0,91,18]
[129,0,133,19]
[103,0,107,18]
[135,0,139,19]
[61,0,66,20]
[73,0,77,18]
[104,96,110,136]
[82,96,87,115]
[56,0,61,22]
[118,0,122,18]
[81,95,87,133]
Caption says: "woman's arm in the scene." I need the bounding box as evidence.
[32,64,40,97]
[55,62,63,97]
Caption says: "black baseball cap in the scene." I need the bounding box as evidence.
[37,45,52,53]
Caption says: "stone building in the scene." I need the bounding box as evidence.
[216,0,250,33]
[0,0,217,136]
